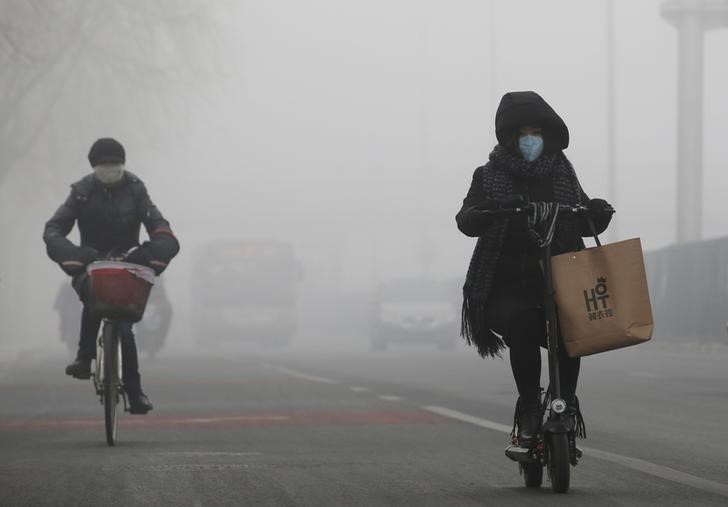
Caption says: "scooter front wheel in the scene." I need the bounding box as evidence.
[548,433,570,493]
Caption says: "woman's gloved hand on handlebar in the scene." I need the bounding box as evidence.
[582,197,614,236]
[587,198,612,214]
[474,194,527,212]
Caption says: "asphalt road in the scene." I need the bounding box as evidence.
[1,343,727,506]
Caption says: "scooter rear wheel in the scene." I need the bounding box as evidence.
[522,462,543,488]
[548,433,570,493]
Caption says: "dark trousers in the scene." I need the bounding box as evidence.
[487,295,580,400]
[75,293,142,393]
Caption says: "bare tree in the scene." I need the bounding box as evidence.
[0,0,227,183]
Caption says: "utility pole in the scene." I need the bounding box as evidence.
[606,0,618,242]
[661,0,728,243]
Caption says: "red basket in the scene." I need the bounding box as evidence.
[87,261,156,322]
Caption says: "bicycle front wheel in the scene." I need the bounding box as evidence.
[102,322,121,446]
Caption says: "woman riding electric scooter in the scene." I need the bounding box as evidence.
[456,91,614,448]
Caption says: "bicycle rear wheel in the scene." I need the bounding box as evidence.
[102,322,121,446]
[548,433,570,493]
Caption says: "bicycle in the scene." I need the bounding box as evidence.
[86,260,156,446]
[479,201,612,493]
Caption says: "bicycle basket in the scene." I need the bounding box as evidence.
[87,261,155,322]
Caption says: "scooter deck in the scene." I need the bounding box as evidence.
[505,442,583,465]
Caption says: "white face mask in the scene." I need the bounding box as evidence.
[94,163,125,185]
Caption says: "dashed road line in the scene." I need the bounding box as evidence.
[628,372,663,379]
[155,451,262,457]
[423,405,728,498]
[276,368,339,385]
[349,386,371,392]
[11,415,291,428]
[581,447,728,498]
[377,395,404,402]
[423,406,512,433]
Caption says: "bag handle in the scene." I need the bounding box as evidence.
[586,215,602,247]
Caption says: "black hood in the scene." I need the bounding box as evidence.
[495,91,569,154]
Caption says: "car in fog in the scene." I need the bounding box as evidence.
[369,277,459,351]
[191,239,302,346]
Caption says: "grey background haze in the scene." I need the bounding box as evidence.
[0,0,726,358]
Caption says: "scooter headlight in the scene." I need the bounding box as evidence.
[551,398,567,414]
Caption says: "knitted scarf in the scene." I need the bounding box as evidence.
[461,145,584,357]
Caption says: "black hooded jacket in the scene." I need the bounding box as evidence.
[43,171,180,274]
[456,92,612,355]
[495,90,569,155]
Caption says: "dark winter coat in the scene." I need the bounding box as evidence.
[456,91,613,357]
[43,171,180,274]
[457,165,612,288]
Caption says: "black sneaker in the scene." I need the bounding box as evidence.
[65,358,92,379]
[127,390,154,414]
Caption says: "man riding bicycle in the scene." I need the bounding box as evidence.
[43,138,180,414]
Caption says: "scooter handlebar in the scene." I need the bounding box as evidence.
[476,202,613,217]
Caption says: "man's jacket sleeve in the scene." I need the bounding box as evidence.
[43,192,82,264]
[134,185,180,273]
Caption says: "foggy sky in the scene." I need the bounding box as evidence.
[1,0,726,357]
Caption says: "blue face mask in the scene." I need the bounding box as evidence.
[519,135,544,161]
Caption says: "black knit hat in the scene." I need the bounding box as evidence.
[495,91,569,154]
[88,138,125,167]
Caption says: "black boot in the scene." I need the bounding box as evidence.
[512,392,542,448]
[565,395,586,439]
[65,357,92,379]
[126,389,154,415]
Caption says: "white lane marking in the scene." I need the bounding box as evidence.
[349,386,370,392]
[581,447,728,498]
[423,406,513,433]
[170,416,289,424]
[276,367,339,385]
[423,405,728,498]
[378,395,404,402]
[156,452,262,457]
[628,372,663,379]
[131,464,253,472]
[30,415,290,427]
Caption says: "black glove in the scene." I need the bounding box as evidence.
[473,199,501,212]
[125,247,166,275]
[78,246,99,264]
[588,198,613,214]
[124,247,153,266]
[59,246,98,276]
[60,261,85,276]
[499,193,526,209]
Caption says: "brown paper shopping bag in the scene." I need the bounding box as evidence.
[550,238,654,357]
